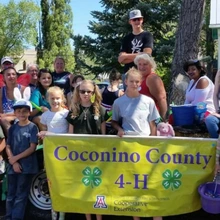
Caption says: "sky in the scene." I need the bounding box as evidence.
[1,0,103,37]
[71,0,103,36]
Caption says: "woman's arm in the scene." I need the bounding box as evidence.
[147,75,167,120]
[190,78,211,105]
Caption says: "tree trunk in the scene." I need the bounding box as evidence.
[168,0,206,105]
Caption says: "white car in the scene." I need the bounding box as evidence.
[97,82,124,91]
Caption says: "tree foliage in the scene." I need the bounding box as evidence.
[37,0,75,71]
[0,0,40,61]
[73,0,181,77]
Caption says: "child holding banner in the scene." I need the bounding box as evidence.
[38,86,69,220]
[66,79,107,220]
[5,88,39,220]
[111,67,162,220]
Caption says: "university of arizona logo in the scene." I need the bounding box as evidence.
[93,196,108,209]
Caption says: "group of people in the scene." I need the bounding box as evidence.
[0,7,220,220]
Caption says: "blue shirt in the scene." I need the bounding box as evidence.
[30,88,51,111]
[7,122,39,174]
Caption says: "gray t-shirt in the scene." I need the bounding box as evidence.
[112,94,160,136]
[7,122,39,174]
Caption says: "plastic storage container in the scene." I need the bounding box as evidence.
[171,105,196,126]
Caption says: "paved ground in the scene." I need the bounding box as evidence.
[1,201,220,220]
[1,179,220,220]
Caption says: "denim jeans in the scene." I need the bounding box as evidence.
[205,115,220,138]
[5,174,34,220]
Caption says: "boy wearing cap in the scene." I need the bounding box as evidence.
[4,100,39,220]
[1,57,14,72]
[118,9,153,74]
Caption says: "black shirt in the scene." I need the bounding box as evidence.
[120,31,153,73]
[66,105,108,134]
[52,71,71,95]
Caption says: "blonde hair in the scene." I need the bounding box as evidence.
[54,56,65,64]
[134,53,157,71]
[46,86,66,106]
[70,80,102,119]
[125,67,142,79]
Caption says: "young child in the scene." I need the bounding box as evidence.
[38,86,69,220]
[5,87,39,220]
[30,68,53,131]
[111,67,162,220]
[66,80,107,220]
[101,68,124,134]
[67,74,85,108]
[38,86,69,137]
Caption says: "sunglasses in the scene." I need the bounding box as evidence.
[79,90,94,94]
[131,18,142,22]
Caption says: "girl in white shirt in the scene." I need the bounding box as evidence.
[184,60,215,114]
[38,86,69,220]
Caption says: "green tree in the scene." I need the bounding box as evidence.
[0,0,40,61]
[169,0,206,105]
[73,0,181,78]
[199,0,216,81]
[38,0,75,71]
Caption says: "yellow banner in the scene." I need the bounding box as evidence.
[44,135,216,217]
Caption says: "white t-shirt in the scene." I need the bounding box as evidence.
[40,109,69,133]
[184,75,215,113]
[112,94,160,136]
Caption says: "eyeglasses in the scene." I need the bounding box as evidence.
[29,69,38,73]
[131,18,142,22]
[79,90,93,94]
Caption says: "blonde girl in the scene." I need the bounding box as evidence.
[38,86,69,220]
[66,80,107,135]
[38,86,69,138]
[66,80,107,220]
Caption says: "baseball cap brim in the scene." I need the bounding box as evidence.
[1,57,13,65]
[13,105,31,110]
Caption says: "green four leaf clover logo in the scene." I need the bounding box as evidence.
[82,167,102,188]
[162,169,182,190]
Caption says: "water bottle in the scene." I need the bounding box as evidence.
[195,102,207,124]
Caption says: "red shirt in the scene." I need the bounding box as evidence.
[139,73,158,108]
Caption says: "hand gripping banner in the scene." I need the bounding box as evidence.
[43,135,216,217]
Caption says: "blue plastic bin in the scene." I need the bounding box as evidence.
[171,105,196,126]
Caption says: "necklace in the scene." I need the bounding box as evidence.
[83,107,90,120]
